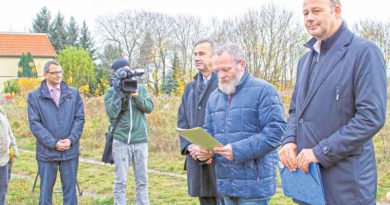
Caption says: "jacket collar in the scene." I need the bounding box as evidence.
[298,22,354,118]
[39,80,72,99]
[304,21,347,52]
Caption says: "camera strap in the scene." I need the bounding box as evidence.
[110,96,129,136]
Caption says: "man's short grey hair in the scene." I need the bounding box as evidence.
[194,38,215,50]
[330,0,341,6]
[213,43,246,62]
[43,60,61,73]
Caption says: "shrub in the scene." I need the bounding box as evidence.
[3,79,21,95]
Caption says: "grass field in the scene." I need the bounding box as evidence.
[3,92,390,204]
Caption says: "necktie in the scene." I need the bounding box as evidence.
[50,89,60,106]
[198,78,207,94]
[202,78,208,89]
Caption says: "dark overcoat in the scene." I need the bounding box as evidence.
[178,72,219,197]
[283,24,387,205]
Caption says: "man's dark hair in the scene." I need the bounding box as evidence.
[194,38,215,50]
[43,60,61,73]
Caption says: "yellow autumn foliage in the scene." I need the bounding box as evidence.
[79,84,90,97]
[17,78,41,96]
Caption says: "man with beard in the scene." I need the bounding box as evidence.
[203,43,286,205]
[178,38,222,204]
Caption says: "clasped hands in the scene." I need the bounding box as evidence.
[279,143,318,173]
[188,144,234,165]
[55,138,72,151]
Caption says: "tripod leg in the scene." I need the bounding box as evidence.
[32,172,39,192]
[76,180,83,196]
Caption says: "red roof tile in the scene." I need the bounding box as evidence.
[0,33,57,57]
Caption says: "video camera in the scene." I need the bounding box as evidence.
[116,66,145,94]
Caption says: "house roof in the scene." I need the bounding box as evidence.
[0,33,57,57]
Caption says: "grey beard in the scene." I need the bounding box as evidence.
[218,74,241,95]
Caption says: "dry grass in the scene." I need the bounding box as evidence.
[2,87,390,203]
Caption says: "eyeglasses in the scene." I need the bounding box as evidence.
[47,70,63,75]
[215,61,240,73]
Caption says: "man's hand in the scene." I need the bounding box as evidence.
[196,148,213,161]
[110,67,131,93]
[213,144,233,160]
[188,144,200,160]
[55,139,71,151]
[204,158,213,164]
[279,143,298,171]
[296,148,318,173]
[130,91,138,98]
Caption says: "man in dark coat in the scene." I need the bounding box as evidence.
[279,0,387,204]
[28,60,85,205]
[178,38,221,205]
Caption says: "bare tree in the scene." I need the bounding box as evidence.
[95,11,146,66]
[172,14,205,82]
[353,19,390,69]
[95,3,309,95]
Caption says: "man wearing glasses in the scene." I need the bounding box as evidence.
[27,60,85,205]
[203,43,286,205]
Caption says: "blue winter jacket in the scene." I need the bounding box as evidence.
[28,80,85,162]
[204,70,286,198]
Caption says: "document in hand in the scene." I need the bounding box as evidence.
[176,127,223,150]
[280,162,326,205]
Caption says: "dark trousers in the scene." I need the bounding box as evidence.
[199,197,225,205]
[37,158,79,205]
[0,164,8,205]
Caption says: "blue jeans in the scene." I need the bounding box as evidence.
[223,197,270,205]
[37,158,79,205]
[113,140,149,205]
[0,164,8,205]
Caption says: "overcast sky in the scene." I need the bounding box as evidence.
[1,0,389,35]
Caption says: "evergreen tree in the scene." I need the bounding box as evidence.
[31,7,52,33]
[172,52,185,95]
[17,53,38,78]
[79,21,96,59]
[50,11,67,52]
[161,70,177,95]
[161,52,180,95]
[66,16,79,46]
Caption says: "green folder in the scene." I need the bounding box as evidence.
[176,127,223,150]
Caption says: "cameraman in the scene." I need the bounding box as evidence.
[104,59,154,205]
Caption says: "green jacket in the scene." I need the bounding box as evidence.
[104,85,153,144]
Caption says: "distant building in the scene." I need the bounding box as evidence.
[0,33,57,90]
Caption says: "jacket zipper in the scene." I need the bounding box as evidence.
[224,94,232,181]
[127,99,133,144]
[143,115,147,135]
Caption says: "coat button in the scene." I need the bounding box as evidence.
[323,146,329,151]
[198,106,201,110]
[299,119,304,124]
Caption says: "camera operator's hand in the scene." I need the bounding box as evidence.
[110,66,131,93]
[109,75,122,93]
[130,91,138,98]
[114,67,131,79]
